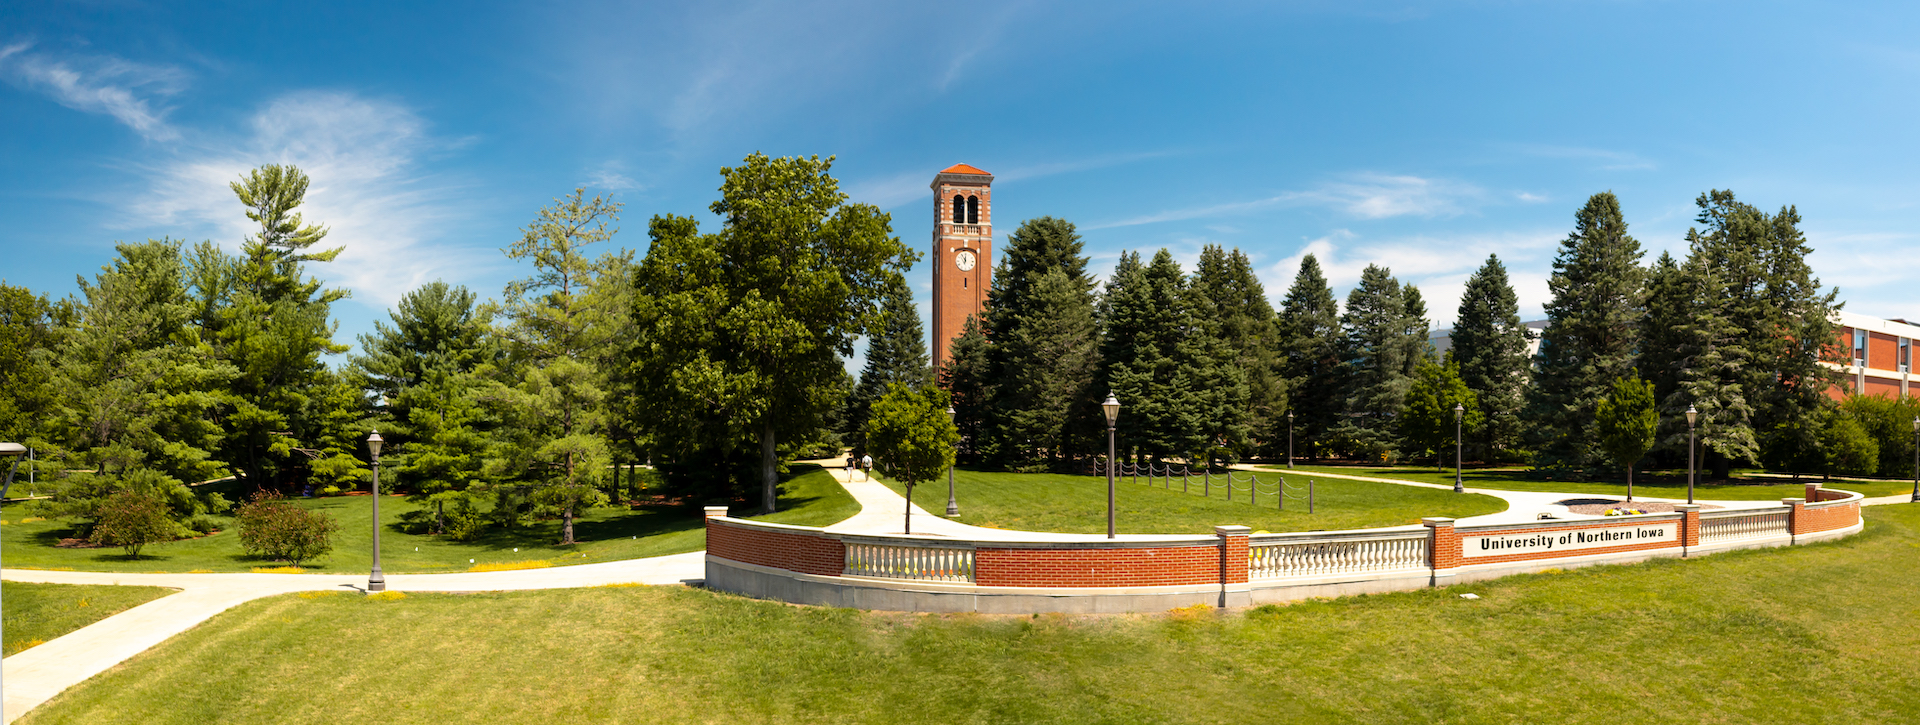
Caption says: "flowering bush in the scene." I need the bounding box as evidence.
[236,492,340,566]
[1603,508,1646,516]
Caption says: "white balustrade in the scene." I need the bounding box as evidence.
[1700,509,1791,543]
[1249,532,1429,579]
[843,540,975,583]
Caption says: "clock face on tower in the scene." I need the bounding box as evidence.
[955,250,977,271]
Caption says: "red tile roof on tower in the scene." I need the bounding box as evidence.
[940,163,990,176]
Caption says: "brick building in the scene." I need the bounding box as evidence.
[929,164,993,368]
[1830,310,1920,400]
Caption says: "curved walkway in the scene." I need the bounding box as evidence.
[2,459,1906,722]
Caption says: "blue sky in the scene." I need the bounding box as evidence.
[5,1,1920,368]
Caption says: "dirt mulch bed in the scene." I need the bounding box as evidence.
[1556,498,1725,515]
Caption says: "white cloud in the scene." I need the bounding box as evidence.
[585,161,641,191]
[1261,228,1563,328]
[1294,173,1484,219]
[1502,143,1656,171]
[1516,192,1549,203]
[130,91,484,308]
[1090,172,1483,229]
[0,41,187,141]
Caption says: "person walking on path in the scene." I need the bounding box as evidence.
[861,454,873,481]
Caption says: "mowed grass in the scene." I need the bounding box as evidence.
[0,465,857,574]
[1272,464,1914,500]
[877,468,1506,534]
[2,581,175,656]
[26,504,1920,724]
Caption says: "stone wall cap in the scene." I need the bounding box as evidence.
[1782,497,1806,505]
[703,505,730,516]
[1214,525,1252,535]
[1421,517,1456,526]
[1673,504,1701,511]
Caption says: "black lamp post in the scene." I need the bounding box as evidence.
[1685,406,1698,505]
[945,406,959,516]
[1909,416,1918,504]
[1453,403,1465,493]
[366,430,386,593]
[1286,411,1295,469]
[1103,393,1121,539]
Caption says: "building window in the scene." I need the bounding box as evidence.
[952,195,965,223]
[967,195,979,224]
[1854,329,1868,365]
[962,277,967,289]
[1903,338,1912,373]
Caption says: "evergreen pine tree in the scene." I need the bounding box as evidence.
[845,275,931,455]
[1182,247,1257,464]
[980,218,1098,469]
[938,314,994,464]
[1189,245,1284,459]
[1332,265,1419,460]
[994,269,1098,469]
[1276,255,1342,460]
[1524,192,1646,472]
[1659,250,1757,479]
[1450,254,1531,463]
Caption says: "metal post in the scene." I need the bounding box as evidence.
[1454,404,1464,493]
[905,479,914,535]
[1287,412,1294,469]
[1251,473,1257,507]
[1687,427,1696,505]
[1106,424,1116,540]
[1308,478,1315,514]
[1278,475,1284,511]
[946,462,958,517]
[369,452,385,592]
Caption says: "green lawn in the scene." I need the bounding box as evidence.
[2,581,175,656]
[877,468,1506,534]
[25,504,1920,724]
[0,465,857,574]
[1270,464,1914,500]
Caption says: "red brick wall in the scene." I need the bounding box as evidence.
[705,520,845,577]
[1866,377,1902,399]
[1870,332,1899,370]
[1452,520,1681,566]
[1800,502,1861,533]
[974,545,1222,587]
[1429,522,1462,569]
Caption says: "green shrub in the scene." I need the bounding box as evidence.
[184,515,222,535]
[236,493,341,566]
[1821,415,1879,477]
[88,490,177,557]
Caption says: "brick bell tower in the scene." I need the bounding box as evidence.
[931,163,993,369]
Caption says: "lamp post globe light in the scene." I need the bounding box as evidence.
[946,406,959,517]
[1453,403,1465,494]
[1286,410,1295,469]
[1102,393,1121,540]
[366,431,386,593]
[1685,406,1698,505]
[1,442,26,666]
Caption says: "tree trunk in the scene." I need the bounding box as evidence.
[1710,451,1731,482]
[561,504,575,545]
[435,499,444,534]
[760,423,779,514]
[1625,461,1634,502]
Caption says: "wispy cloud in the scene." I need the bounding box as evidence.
[130,91,483,307]
[585,161,641,191]
[1090,172,1482,229]
[846,150,1177,211]
[0,40,188,141]
[1262,228,1562,327]
[1502,143,1656,171]
[1516,191,1549,203]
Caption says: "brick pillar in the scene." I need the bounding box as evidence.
[1804,482,1820,502]
[1215,525,1251,608]
[1423,517,1460,588]
[1783,498,1806,544]
[1674,504,1700,556]
[704,505,729,523]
